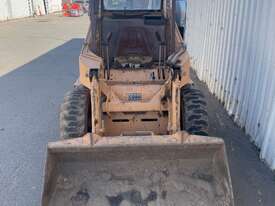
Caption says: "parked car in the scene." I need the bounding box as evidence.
[62,2,71,16]
[70,1,84,17]
[62,0,89,17]
[72,0,89,14]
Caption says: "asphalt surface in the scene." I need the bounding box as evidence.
[0,15,88,206]
[0,14,88,76]
[193,73,275,206]
[0,14,275,206]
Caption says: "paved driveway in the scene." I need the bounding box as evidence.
[0,15,88,205]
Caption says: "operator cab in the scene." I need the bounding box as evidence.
[101,0,166,71]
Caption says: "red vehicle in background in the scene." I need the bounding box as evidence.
[62,2,71,16]
[62,0,88,17]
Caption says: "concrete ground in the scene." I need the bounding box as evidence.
[0,14,88,76]
[0,14,274,206]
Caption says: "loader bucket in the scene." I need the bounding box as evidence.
[42,134,234,206]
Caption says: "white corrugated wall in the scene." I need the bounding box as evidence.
[46,0,62,13]
[32,0,47,15]
[186,0,275,170]
[0,0,30,20]
[0,1,9,20]
[0,0,61,21]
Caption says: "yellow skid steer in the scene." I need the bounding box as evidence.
[42,0,234,205]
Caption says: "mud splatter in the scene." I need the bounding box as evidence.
[161,190,167,200]
[107,190,157,206]
[71,188,90,206]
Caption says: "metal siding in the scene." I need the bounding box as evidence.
[0,0,29,20]
[10,0,30,18]
[46,0,62,13]
[0,0,60,21]
[33,0,47,15]
[187,0,275,170]
[0,0,9,20]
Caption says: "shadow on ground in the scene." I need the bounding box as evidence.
[192,71,275,206]
[0,38,274,205]
[0,39,81,206]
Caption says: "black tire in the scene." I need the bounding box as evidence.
[60,85,91,139]
[181,84,209,136]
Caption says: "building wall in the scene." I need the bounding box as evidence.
[0,0,30,20]
[46,0,62,13]
[186,0,275,169]
[0,0,62,21]
[32,0,47,15]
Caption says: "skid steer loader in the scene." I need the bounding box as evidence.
[42,0,234,205]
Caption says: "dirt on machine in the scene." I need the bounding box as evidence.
[42,0,234,205]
